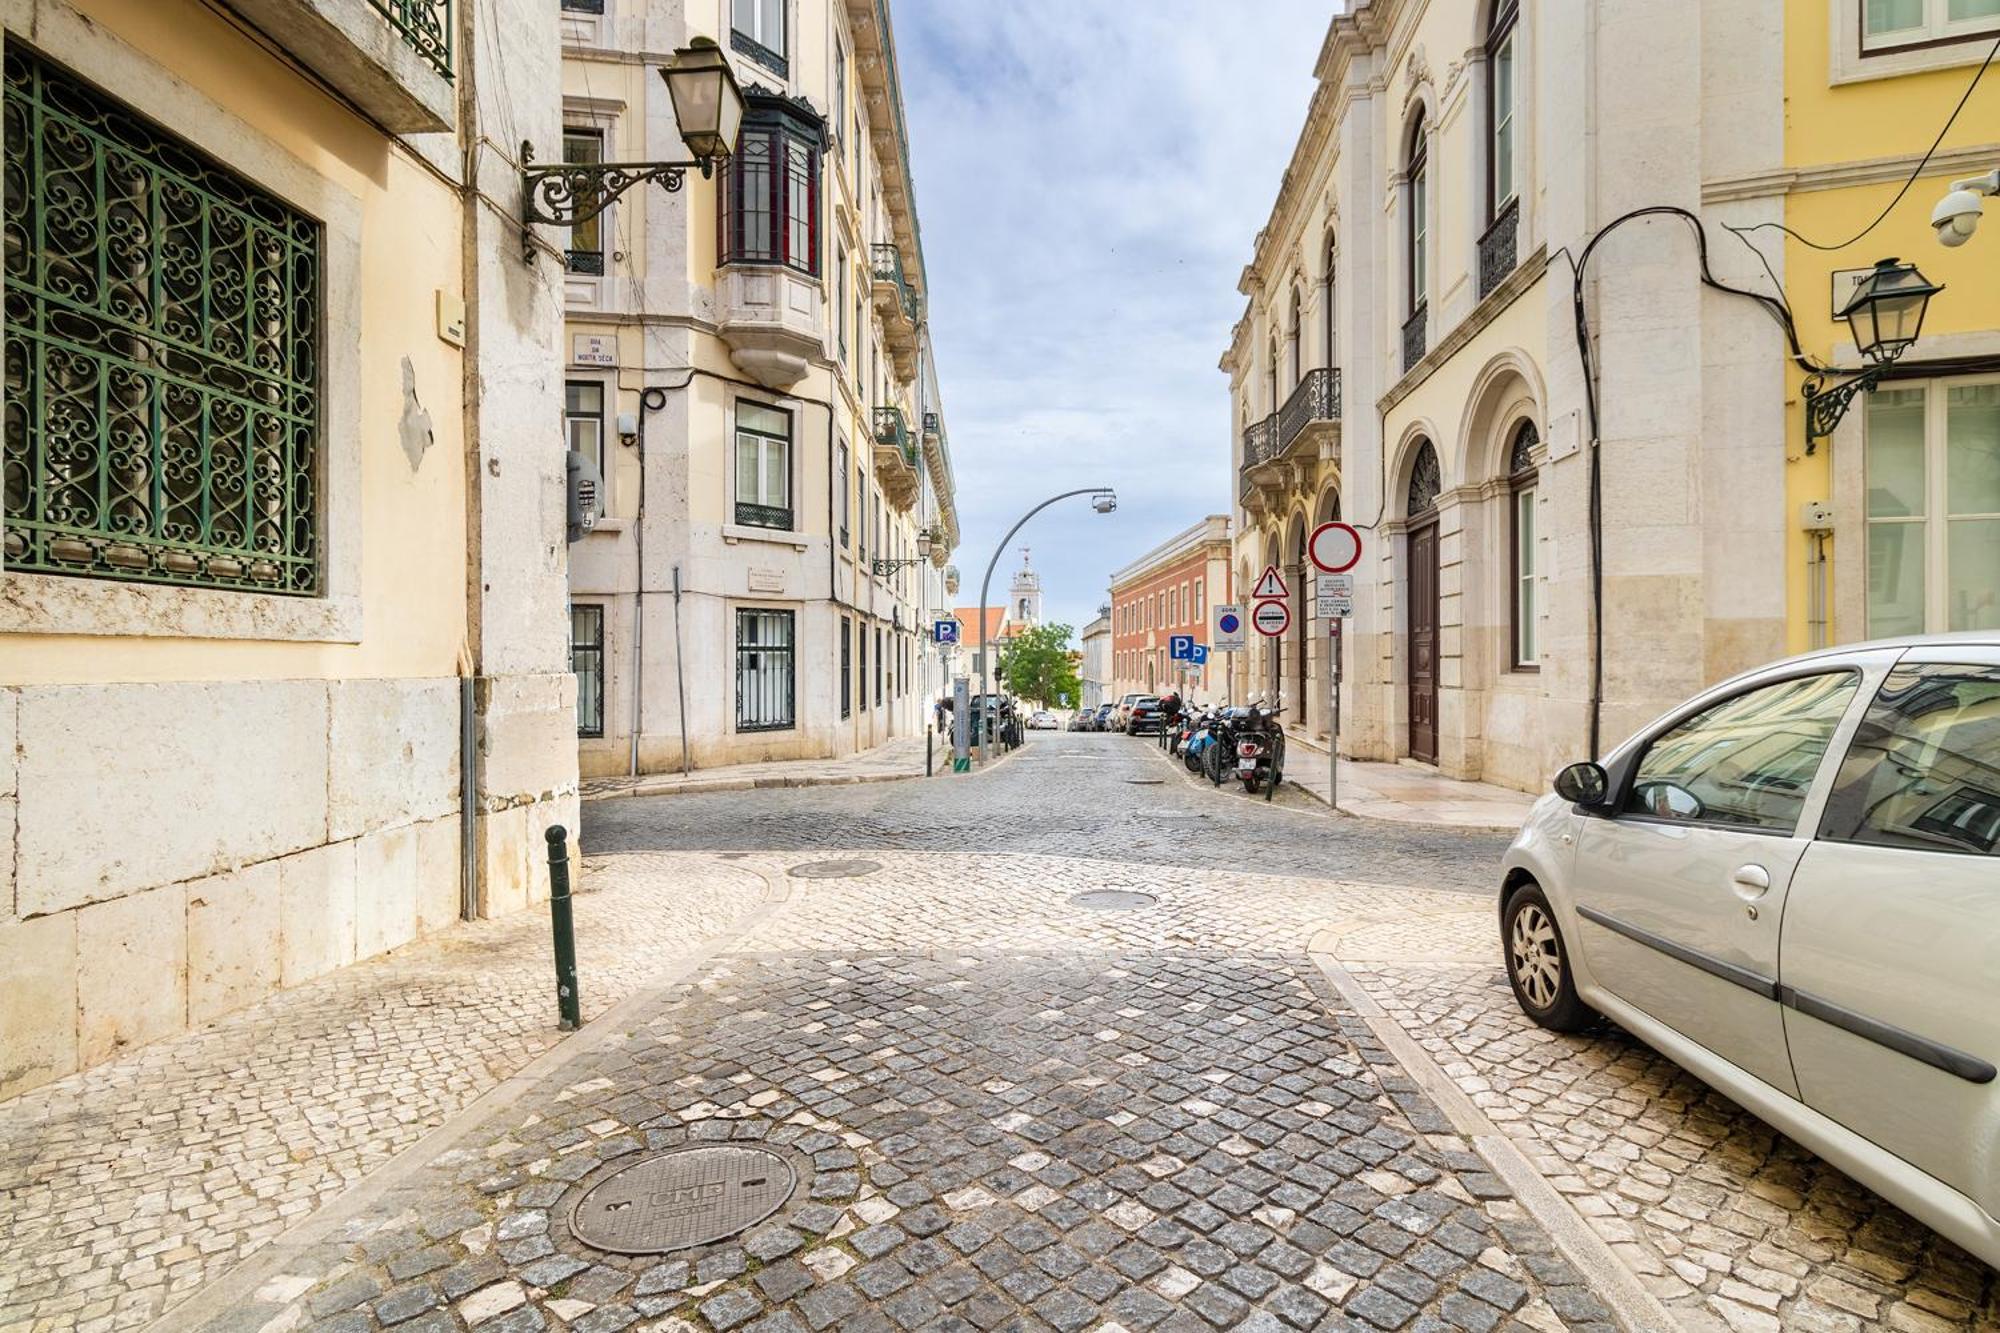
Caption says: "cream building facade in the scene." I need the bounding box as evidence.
[1227,0,1816,793]
[560,0,957,779]
[1,0,576,1097]
[1079,610,1111,711]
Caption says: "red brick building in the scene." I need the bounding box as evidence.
[1107,516,1233,703]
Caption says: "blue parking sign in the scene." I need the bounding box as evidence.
[934,619,959,644]
[1189,644,1209,666]
[1168,634,1194,661]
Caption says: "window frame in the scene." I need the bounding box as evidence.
[1863,374,2000,636]
[1406,110,1429,318]
[571,603,606,738]
[562,125,607,274]
[1860,0,2000,54]
[719,110,821,277]
[733,399,793,530]
[840,614,852,718]
[1485,0,1521,221]
[566,380,607,485]
[730,0,788,76]
[835,436,850,548]
[1507,422,1541,671]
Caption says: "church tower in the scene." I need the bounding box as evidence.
[1009,548,1042,628]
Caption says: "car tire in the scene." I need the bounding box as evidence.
[1503,884,1596,1033]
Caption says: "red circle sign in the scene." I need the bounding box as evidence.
[1252,600,1291,637]
[1308,521,1362,574]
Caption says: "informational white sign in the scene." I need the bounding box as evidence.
[1251,564,1289,600]
[1307,521,1362,574]
[571,333,618,367]
[1316,574,1354,619]
[1212,604,1246,651]
[1253,600,1291,637]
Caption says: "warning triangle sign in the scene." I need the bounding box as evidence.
[1251,564,1289,600]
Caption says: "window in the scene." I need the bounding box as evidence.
[1623,673,1860,833]
[1866,380,2000,635]
[730,0,786,74]
[1322,233,1338,369]
[571,604,605,738]
[566,381,606,482]
[836,438,850,546]
[735,609,795,731]
[1287,288,1302,389]
[833,38,846,143]
[3,46,322,595]
[1820,663,2000,856]
[840,616,852,718]
[1267,336,1279,414]
[836,247,848,363]
[1406,110,1428,316]
[876,627,885,706]
[1862,0,2000,52]
[1195,579,1205,620]
[734,401,791,529]
[1508,422,1540,668]
[562,0,605,12]
[1487,0,1520,216]
[720,102,820,276]
[858,625,868,709]
[563,128,606,274]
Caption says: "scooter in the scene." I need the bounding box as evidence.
[1232,699,1285,800]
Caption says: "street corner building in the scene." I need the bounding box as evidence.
[0,0,581,1097]
[561,0,961,779]
[1223,0,2000,796]
[1107,515,1232,702]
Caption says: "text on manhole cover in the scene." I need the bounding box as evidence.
[569,1145,797,1254]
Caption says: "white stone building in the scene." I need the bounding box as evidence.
[561,0,958,778]
[1078,610,1112,711]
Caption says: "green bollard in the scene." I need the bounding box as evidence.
[546,825,581,1031]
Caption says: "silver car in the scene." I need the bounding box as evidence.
[1498,633,2000,1267]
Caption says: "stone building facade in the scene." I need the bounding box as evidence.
[1222,0,1924,793]
[1109,516,1232,703]
[1,0,576,1097]
[560,0,958,779]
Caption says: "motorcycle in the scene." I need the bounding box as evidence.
[1231,699,1285,800]
[1181,706,1222,773]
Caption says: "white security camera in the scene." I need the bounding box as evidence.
[1933,168,2000,248]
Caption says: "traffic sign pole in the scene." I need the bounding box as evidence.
[1328,618,1341,816]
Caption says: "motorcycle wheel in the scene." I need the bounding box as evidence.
[1243,774,1262,795]
[1205,745,1225,786]
[1184,746,1201,773]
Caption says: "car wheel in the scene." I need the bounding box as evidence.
[1503,884,1595,1033]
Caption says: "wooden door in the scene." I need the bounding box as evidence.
[1407,521,1439,764]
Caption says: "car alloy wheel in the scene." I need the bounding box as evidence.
[1509,902,1563,1011]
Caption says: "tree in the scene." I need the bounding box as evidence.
[999,623,1082,709]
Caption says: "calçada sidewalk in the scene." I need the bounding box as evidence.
[1277,730,1538,832]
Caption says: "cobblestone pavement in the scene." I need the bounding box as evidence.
[0,857,770,1333]
[201,852,1617,1333]
[582,732,1513,896]
[1346,964,2000,1333]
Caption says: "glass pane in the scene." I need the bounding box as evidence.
[738,401,788,438]
[1493,37,1515,203]
[736,436,760,503]
[569,420,602,474]
[1947,384,2000,516]
[1515,487,1536,664]
[1865,0,1925,32]
[1867,522,1928,637]
[731,0,754,35]
[1866,388,1926,517]
[761,0,784,47]
[1625,672,1859,833]
[1949,0,2000,19]
[566,382,603,415]
[1947,518,2000,631]
[1821,664,2000,856]
[765,441,789,508]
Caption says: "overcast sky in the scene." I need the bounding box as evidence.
[898,3,1331,639]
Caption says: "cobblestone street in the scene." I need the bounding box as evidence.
[3,734,1995,1333]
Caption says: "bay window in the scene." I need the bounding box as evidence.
[720,96,821,276]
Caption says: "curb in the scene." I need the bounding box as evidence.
[582,768,920,804]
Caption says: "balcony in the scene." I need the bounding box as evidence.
[871,244,921,383]
[873,406,920,510]
[1402,304,1428,375]
[223,0,454,132]
[1237,369,1341,514]
[921,411,954,564]
[1478,201,1519,302]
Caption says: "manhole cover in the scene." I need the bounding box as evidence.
[1071,890,1157,911]
[570,1146,796,1255]
[1137,809,1205,821]
[1124,778,1164,785]
[788,859,881,879]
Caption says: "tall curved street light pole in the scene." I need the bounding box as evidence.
[976,487,1118,758]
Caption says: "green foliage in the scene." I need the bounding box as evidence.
[999,623,1082,709]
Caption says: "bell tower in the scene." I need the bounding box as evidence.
[1009,548,1042,627]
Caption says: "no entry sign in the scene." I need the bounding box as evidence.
[1308,521,1362,574]
[1252,600,1291,637]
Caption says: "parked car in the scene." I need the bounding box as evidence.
[1093,703,1116,730]
[1497,633,2000,1267]
[1028,709,1058,730]
[1125,696,1164,735]
[1110,693,1144,731]
[1068,711,1093,731]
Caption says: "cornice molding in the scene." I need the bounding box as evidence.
[1702,141,2000,204]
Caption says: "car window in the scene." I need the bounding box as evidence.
[1818,663,2000,857]
[1622,671,1859,833]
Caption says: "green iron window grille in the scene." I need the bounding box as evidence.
[367,0,455,82]
[3,46,323,595]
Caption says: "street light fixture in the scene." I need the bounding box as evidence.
[973,488,1117,758]
[519,37,744,262]
[871,526,943,577]
[1803,256,1942,452]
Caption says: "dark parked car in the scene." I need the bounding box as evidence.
[1125,696,1164,735]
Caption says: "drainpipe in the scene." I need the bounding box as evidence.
[459,675,477,921]
[630,385,673,778]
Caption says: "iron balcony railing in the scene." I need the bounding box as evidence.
[366,0,454,81]
[1276,367,1341,456]
[873,405,917,468]
[1402,303,1429,374]
[1241,414,1278,470]
[1478,200,1519,302]
[871,243,919,323]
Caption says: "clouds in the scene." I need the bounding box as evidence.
[898,2,1329,637]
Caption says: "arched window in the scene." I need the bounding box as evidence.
[1507,421,1540,668]
[1487,0,1519,220]
[1267,335,1279,412]
[1406,439,1441,517]
[1405,110,1428,319]
[1287,287,1302,389]
[1322,232,1337,368]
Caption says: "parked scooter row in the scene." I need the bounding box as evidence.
[1166,697,1287,800]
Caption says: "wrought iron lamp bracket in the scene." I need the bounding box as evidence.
[870,557,926,577]
[1802,359,1895,455]
[520,139,713,263]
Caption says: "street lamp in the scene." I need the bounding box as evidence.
[871,527,942,577]
[974,488,1117,758]
[519,38,744,262]
[1803,257,1942,452]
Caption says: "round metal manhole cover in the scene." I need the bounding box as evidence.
[569,1146,797,1255]
[1071,890,1158,911]
[788,859,881,879]
[1124,777,1165,785]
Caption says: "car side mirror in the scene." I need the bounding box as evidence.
[1553,761,1610,807]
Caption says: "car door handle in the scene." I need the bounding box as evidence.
[1731,865,1770,896]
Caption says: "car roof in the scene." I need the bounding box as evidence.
[1724,631,2000,681]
